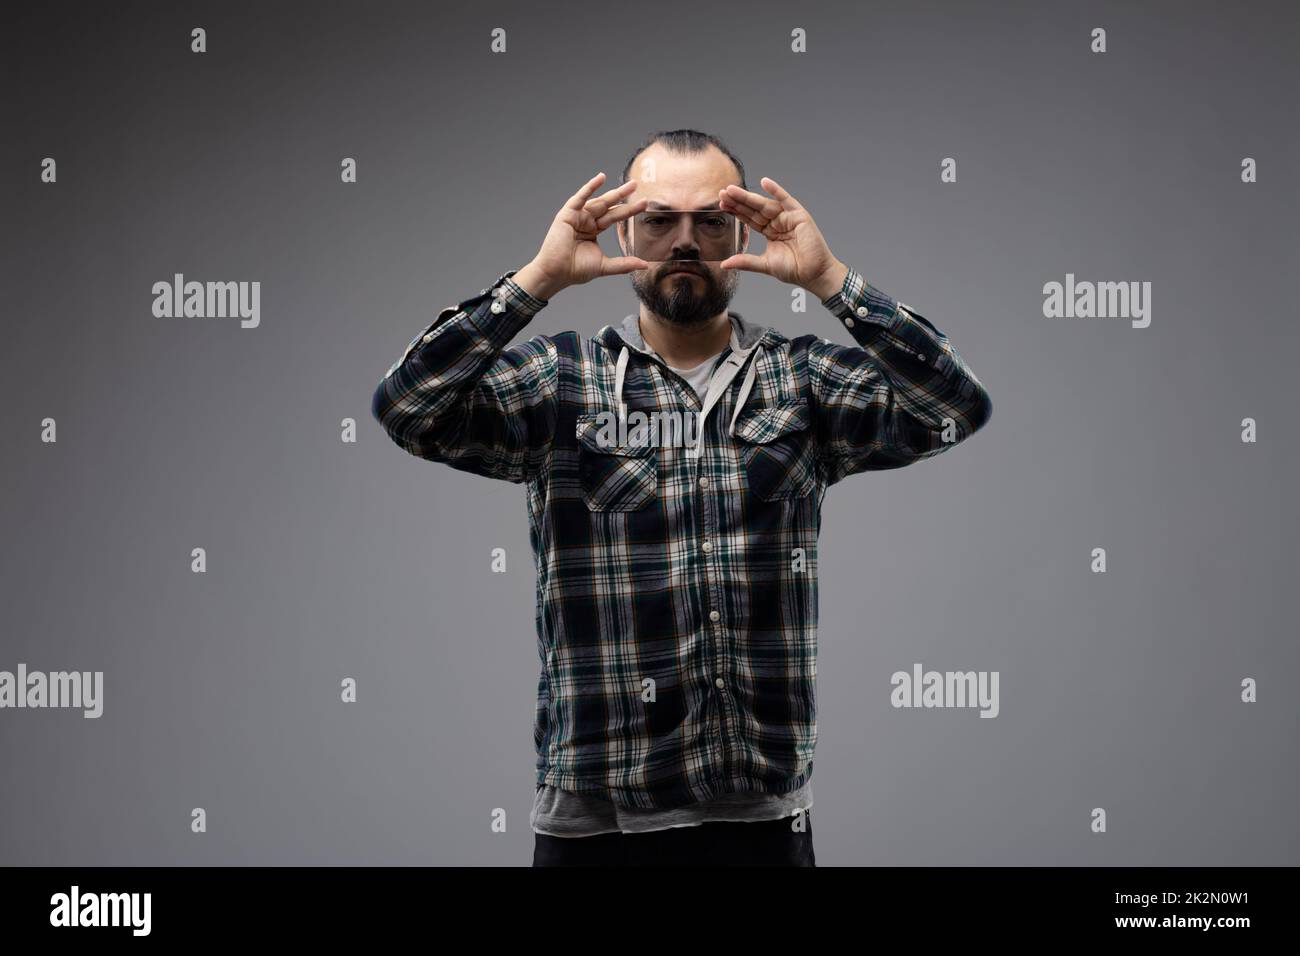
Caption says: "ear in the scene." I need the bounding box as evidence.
[617,220,628,256]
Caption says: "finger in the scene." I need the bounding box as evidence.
[719,253,769,275]
[719,196,772,233]
[719,189,776,225]
[721,183,784,220]
[600,255,652,276]
[585,179,641,222]
[594,197,648,231]
[564,172,607,211]
[759,176,803,211]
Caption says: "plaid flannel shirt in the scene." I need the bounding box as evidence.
[372,266,992,810]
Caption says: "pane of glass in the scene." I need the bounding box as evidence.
[628,210,740,261]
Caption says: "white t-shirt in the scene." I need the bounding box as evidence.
[667,348,727,402]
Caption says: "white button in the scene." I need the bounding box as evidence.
[422,332,435,344]
[490,300,505,314]
[699,477,710,489]
[856,306,869,318]
[715,677,725,689]
[701,540,713,553]
[709,610,720,622]
[844,317,855,328]
[917,353,926,361]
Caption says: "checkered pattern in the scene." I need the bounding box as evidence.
[372,266,992,809]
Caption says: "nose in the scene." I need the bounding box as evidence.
[669,215,699,259]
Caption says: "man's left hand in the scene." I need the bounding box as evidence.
[718,177,849,300]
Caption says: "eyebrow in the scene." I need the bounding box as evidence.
[645,201,723,210]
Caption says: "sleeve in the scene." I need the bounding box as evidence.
[807,266,992,484]
[370,270,559,484]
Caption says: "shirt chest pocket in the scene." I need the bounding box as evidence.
[575,414,660,512]
[732,398,818,501]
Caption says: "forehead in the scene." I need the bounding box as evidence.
[628,142,740,208]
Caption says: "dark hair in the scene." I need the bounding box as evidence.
[620,129,747,191]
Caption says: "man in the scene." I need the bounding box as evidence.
[372,129,992,866]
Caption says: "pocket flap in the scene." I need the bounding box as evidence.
[576,413,657,457]
[732,398,812,444]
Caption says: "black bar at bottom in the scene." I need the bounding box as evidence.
[0,866,1285,941]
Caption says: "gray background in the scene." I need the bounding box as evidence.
[2,0,1296,866]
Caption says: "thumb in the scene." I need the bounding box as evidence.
[601,255,651,276]
[720,253,768,275]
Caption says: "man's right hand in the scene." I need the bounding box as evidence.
[513,172,650,301]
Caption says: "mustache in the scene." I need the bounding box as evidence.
[661,262,706,277]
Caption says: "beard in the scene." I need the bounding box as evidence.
[630,259,738,327]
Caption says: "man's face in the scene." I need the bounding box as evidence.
[620,143,747,327]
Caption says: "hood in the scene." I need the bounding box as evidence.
[595,310,788,440]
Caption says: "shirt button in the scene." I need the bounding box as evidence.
[917,353,926,361]
[701,540,713,553]
[699,476,710,489]
[490,299,506,314]
[856,306,869,318]
[715,677,725,689]
[844,317,855,328]
[422,332,434,344]
[709,610,721,622]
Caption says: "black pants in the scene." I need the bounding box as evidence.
[532,812,815,867]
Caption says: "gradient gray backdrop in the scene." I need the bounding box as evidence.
[3,0,1297,866]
